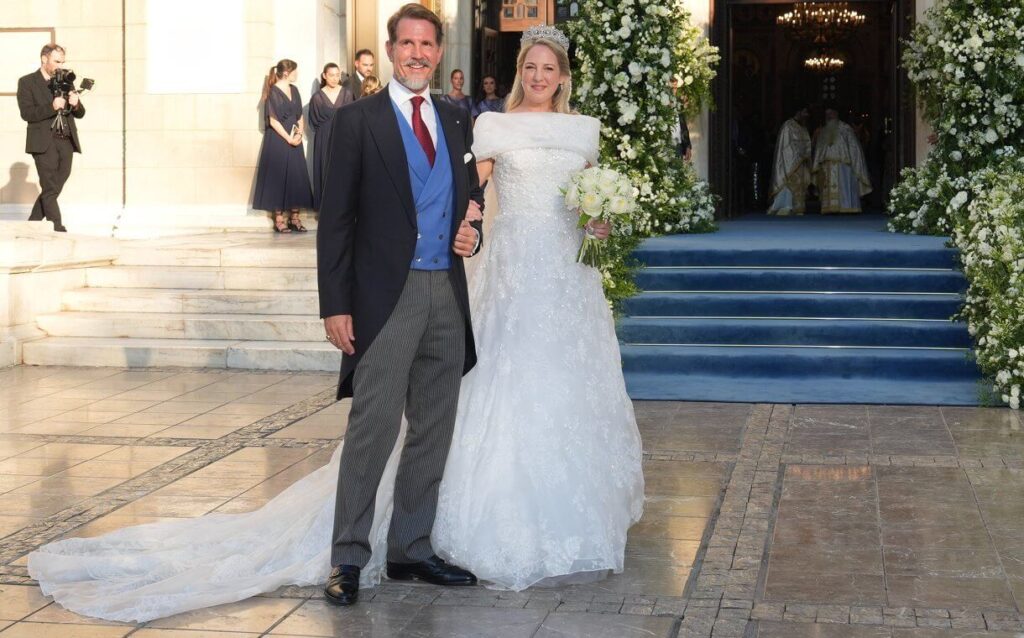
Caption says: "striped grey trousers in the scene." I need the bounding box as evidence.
[331,270,466,567]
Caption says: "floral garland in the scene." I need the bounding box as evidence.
[569,0,718,306]
[951,156,1024,409]
[887,0,1024,407]
[888,0,1024,234]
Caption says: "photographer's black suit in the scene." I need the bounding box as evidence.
[17,69,85,231]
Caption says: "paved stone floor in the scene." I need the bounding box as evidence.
[0,366,1022,637]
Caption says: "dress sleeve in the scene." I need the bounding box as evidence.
[266,90,281,121]
[470,113,499,160]
[308,92,330,130]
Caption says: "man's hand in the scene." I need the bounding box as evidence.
[324,315,355,355]
[587,220,612,240]
[68,92,80,108]
[465,200,483,223]
[52,96,66,111]
[453,219,478,257]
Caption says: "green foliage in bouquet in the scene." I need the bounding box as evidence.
[569,0,719,307]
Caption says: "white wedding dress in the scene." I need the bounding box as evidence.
[27,111,644,622]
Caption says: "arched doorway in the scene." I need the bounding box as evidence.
[709,0,917,217]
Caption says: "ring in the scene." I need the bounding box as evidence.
[325,335,334,342]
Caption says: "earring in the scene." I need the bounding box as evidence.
[553,83,563,97]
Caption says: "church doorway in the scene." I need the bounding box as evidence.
[708,0,917,217]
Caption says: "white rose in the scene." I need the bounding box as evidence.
[973,61,986,73]
[1011,396,1020,410]
[565,186,580,209]
[985,129,999,143]
[1016,53,1024,68]
[628,62,642,77]
[950,150,963,161]
[599,179,619,197]
[608,195,631,216]
[580,192,603,216]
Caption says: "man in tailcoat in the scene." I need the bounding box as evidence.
[317,2,485,606]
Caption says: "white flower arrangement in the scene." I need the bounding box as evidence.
[886,0,1024,407]
[564,166,639,267]
[889,0,1024,235]
[950,156,1024,409]
[570,0,719,305]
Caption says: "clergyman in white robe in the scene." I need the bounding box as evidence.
[767,109,812,216]
[812,110,872,214]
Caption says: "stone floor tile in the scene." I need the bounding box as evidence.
[892,631,1024,638]
[0,584,52,621]
[756,621,892,637]
[883,547,1003,579]
[147,598,303,632]
[884,575,1017,610]
[0,623,133,637]
[132,629,260,637]
[764,570,886,605]
[267,600,421,636]
[23,601,134,626]
[0,515,40,538]
[397,606,548,638]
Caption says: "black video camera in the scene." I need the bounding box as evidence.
[48,68,95,98]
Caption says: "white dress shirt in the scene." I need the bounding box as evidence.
[389,79,438,146]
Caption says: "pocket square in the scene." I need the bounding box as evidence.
[464,153,474,164]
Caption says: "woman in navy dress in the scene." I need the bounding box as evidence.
[253,59,313,233]
[471,75,505,118]
[438,68,472,115]
[308,63,353,211]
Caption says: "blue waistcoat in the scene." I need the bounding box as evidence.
[391,99,455,271]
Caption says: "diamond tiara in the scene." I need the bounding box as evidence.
[521,24,570,51]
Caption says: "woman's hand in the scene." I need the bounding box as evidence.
[586,220,612,240]
[465,200,483,223]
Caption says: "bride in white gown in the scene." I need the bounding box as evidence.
[27,27,643,622]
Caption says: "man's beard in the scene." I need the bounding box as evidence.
[395,59,432,91]
[399,76,430,91]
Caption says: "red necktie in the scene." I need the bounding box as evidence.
[410,96,436,167]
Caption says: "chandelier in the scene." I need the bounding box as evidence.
[778,2,866,44]
[804,52,845,73]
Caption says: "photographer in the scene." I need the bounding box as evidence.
[17,44,85,232]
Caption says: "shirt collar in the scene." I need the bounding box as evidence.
[389,78,433,109]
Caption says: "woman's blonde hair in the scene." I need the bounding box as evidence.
[361,75,382,97]
[504,39,572,114]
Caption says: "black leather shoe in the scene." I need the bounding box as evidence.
[324,564,360,605]
[386,555,477,586]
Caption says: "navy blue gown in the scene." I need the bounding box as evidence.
[253,84,313,212]
[308,87,353,211]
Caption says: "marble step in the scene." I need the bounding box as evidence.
[61,288,319,315]
[115,244,317,268]
[37,312,323,341]
[22,337,340,371]
[85,266,317,291]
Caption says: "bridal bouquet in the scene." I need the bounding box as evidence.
[564,166,638,267]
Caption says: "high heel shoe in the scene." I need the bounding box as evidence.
[288,214,307,233]
[274,215,291,233]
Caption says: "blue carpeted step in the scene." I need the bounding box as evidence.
[634,233,958,269]
[635,246,958,269]
[619,345,979,381]
[622,292,962,320]
[623,372,984,405]
[633,267,966,294]
[616,317,972,349]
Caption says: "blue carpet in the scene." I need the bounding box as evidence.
[618,214,984,406]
